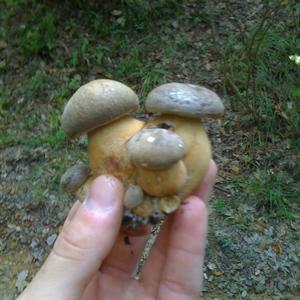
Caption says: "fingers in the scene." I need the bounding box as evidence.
[158,197,208,299]
[95,230,151,299]
[18,175,124,300]
[139,160,216,299]
[100,229,150,278]
[193,159,217,204]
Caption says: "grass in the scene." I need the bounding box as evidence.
[221,1,300,137]
[247,169,299,219]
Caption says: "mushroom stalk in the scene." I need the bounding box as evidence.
[145,115,211,198]
[88,116,144,182]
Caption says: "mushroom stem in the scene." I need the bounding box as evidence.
[146,115,211,198]
[88,116,145,182]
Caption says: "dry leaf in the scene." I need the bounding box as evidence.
[272,243,283,255]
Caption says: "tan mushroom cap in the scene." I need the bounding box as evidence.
[145,82,224,118]
[126,128,186,170]
[61,79,139,138]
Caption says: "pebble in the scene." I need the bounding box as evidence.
[241,290,247,298]
[207,262,217,270]
[15,269,28,292]
[46,234,57,246]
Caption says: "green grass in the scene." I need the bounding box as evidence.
[212,197,228,215]
[222,2,300,137]
[0,129,67,148]
[247,169,299,219]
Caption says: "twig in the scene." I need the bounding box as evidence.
[214,184,231,195]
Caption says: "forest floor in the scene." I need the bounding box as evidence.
[0,1,299,299]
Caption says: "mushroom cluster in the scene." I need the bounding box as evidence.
[60,79,224,229]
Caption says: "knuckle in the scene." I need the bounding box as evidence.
[52,224,90,262]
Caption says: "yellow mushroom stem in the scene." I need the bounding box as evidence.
[136,160,188,197]
[146,115,211,199]
[88,117,145,183]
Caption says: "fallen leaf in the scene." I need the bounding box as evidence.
[230,165,240,174]
[272,243,283,255]
[212,271,223,277]
[0,40,7,49]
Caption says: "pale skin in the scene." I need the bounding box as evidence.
[17,160,217,300]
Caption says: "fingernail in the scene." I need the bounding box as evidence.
[83,176,121,213]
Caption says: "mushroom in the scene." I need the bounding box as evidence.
[126,128,186,170]
[123,184,144,209]
[144,82,224,199]
[60,162,90,193]
[60,79,224,229]
[61,79,145,194]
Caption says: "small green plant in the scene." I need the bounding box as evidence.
[219,238,233,248]
[33,185,47,204]
[247,169,298,219]
[16,10,56,56]
[28,70,46,96]
[221,2,300,137]
[212,197,227,214]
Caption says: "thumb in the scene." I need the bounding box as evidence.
[19,175,124,300]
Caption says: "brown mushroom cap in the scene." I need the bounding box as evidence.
[61,79,139,138]
[145,82,224,119]
[126,128,186,170]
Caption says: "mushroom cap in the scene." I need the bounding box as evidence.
[61,79,139,138]
[123,184,144,209]
[126,128,186,170]
[145,82,224,119]
[60,162,90,192]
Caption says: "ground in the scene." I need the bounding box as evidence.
[0,0,299,299]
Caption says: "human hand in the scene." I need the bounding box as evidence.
[17,160,217,300]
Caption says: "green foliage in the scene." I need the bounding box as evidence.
[28,70,46,95]
[247,169,299,219]
[222,2,300,136]
[15,10,56,56]
[114,0,182,31]
[212,197,227,214]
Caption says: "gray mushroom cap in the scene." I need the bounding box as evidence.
[145,82,224,119]
[61,79,139,139]
[60,162,90,192]
[126,128,186,170]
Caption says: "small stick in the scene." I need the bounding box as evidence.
[131,219,164,279]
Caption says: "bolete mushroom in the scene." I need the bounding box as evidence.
[60,162,90,193]
[60,79,224,229]
[126,128,186,170]
[144,82,224,199]
[61,79,145,200]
